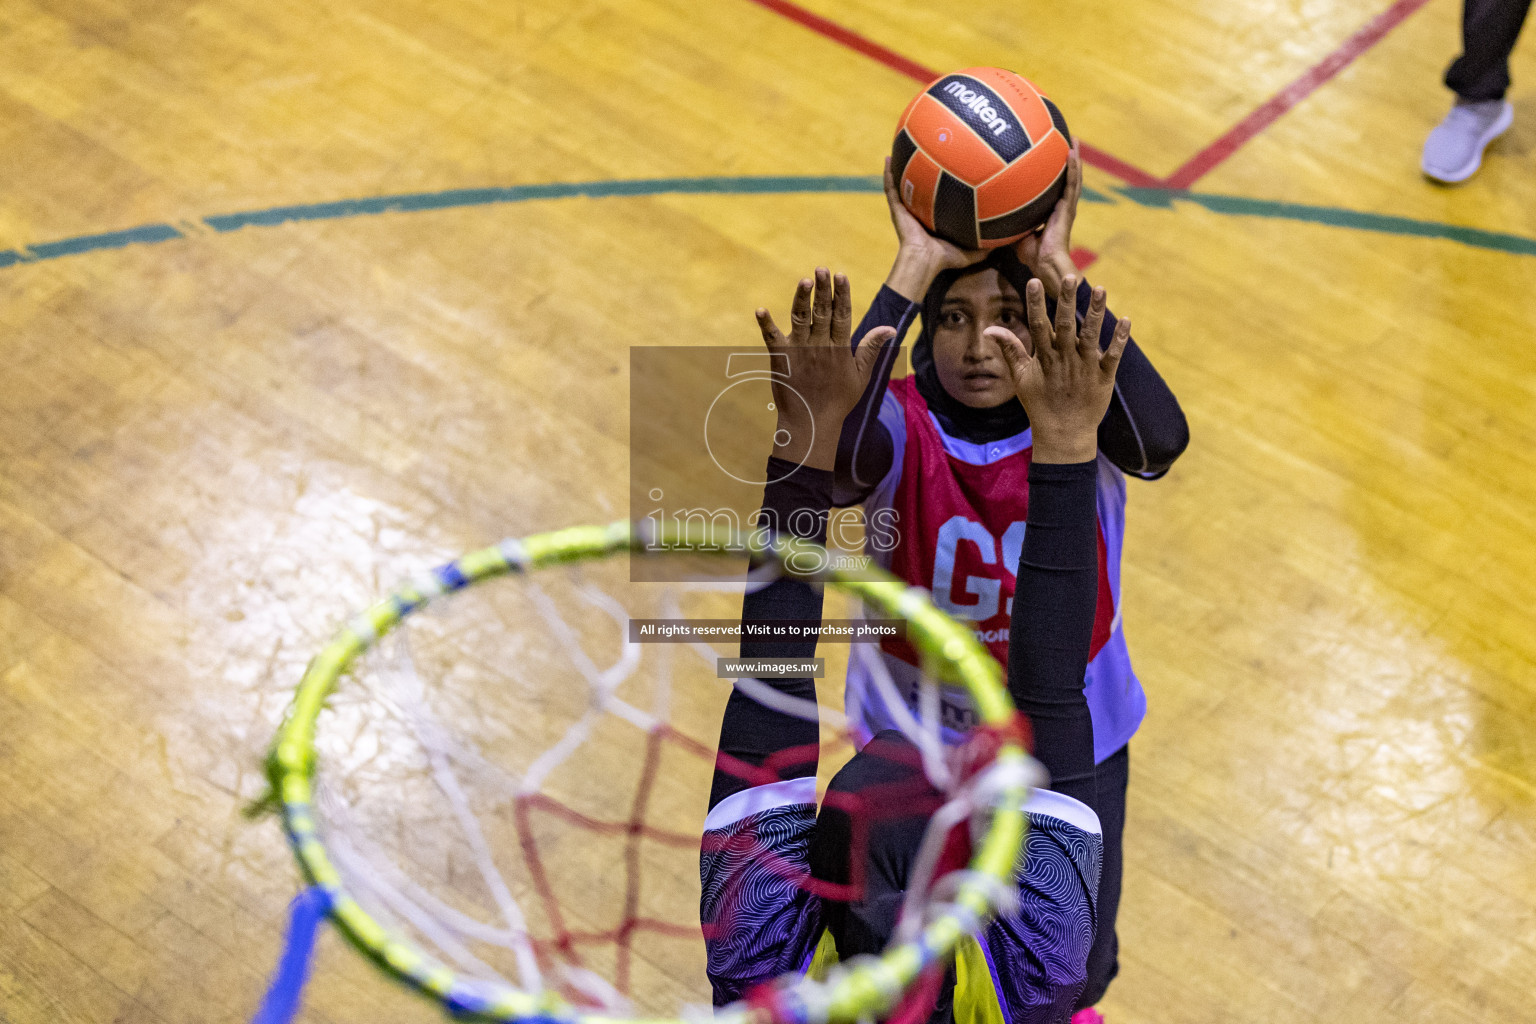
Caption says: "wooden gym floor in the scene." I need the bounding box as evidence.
[1,0,1533,1021]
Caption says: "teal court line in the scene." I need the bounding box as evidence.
[1,175,1532,269]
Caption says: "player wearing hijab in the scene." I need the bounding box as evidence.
[829,148,1188,1018]
[700,266,1128,1024]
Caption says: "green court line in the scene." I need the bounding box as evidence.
[1118,187,1536,256]
[203,176,888,231]
[0,176,1529,270]
[34,224,186,260]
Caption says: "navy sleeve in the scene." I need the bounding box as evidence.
[833,285,919,507]
[708,460,835,810]
[1007,459,1100,807]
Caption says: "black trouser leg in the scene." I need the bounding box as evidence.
[1076,744,1129,1010]
[1445,0,1533,101]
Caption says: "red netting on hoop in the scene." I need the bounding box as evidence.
[306,567,1008,1017]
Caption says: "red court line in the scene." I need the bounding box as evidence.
[742,0,1431,192]
[742,0,934,81]
[1161,0,1436,189]
[739,0,1161,186]
[1077,145,1161,189]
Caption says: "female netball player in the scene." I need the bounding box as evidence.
[827,149,1188,1020]
[701,266,1128,1024]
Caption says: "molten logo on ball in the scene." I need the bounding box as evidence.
[941,80,1012,137]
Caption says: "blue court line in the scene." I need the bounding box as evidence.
[0,176,1531,268]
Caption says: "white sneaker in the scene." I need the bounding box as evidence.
[1421,99,1515,183]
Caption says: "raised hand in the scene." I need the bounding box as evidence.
[755,268,895,470]
[987,274,1129,464]
[882,157,987,302]
[1013,143,1082,301]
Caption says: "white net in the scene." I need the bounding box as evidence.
[293,544,1033,1022]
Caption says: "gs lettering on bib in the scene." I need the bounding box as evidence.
[849,378,1145,761]
[879,377,1115,676]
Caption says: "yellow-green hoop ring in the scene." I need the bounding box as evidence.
[264,520,1030,1024]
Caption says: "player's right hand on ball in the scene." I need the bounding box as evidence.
[883,157,987,302]
[755,268,895,471]
[987,275,1128,464]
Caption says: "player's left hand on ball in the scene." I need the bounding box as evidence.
[1013,142,1082,299]
[988,274,1128,464]
[755,268,894,468]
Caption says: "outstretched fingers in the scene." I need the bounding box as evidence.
[756,307,787,351]
[1101,316,1131,382]
[810,267,835,344]
[831,272,853,349]
[853,325,896,377]
[1079,285,1107,357]
[986,325,1033,381]
[787,277,814,346]
[1025,278,1053,359]
[768,269,856,353]
[1051,274,1079,357]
